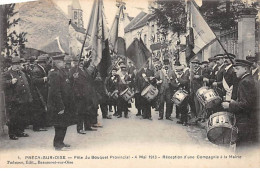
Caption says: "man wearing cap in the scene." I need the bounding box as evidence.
[222,59,258,146]
[136,64,154,120]
[3,56,33,140]
[117,64,131,118]
[155,59,176,121]
[105,67,120,116]
[212,54,226,98]
[246,55,259,82]
[175,65,190,126]
[30,54,49,131]
[190,59,203,119]
[204,56,218,87]
[47,54,75,150]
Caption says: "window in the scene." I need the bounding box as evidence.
[74,11,77,19]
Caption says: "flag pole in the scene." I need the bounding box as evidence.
[190,0,234,64]
[75,0,97,73]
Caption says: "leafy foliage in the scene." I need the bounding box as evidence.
[151,0,186,37]
[2,3,27,59]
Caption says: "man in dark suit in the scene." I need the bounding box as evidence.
[213,54,226,98]
[4,57,33,140]
[204,56,218,87]
[47,54,76,150]
[69,58,98,134]
[246,55,259,83]
[137,64,154,120]
[30,55,49,131]
[222,59,258,147]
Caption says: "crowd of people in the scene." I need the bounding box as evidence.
[2,52,259,150]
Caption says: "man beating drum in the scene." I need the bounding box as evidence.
[222,59,258,147]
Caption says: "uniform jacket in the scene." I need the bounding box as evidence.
[222,64,238,100]
[215,64,226,89]
[3,69,33,104]
[229,73,257,120]
[47,66,75,127]
[31,64,48,104]
[118,73,131,93]
[209,64,218,85]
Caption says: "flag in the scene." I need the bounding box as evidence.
[189,0,217,54]
[126,38,151,69]
[86,0,111,79]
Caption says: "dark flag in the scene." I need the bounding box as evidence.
[126,38,151,69]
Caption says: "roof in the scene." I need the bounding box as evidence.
[41,37,69,54]
[71,0,81,9]
[70,22,86,34]
[124,11,147,33]
[130,13,152,31]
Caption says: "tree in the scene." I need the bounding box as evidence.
[1,4,27,63]
[151,0,186,38]
[200,0,259,30]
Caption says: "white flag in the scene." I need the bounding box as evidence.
[190,0,217,54]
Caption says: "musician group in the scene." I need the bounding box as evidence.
[2,52,259,150]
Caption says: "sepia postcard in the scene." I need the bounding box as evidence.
[0,0,259,168]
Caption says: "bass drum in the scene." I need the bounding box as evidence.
[171,90,188,106]
[141,84,159,102]
[207,112,238,145]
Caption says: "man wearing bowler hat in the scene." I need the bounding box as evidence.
[47,54,75,150]
[3,56,33,140]
[222,59,258,147]
[30,54,49,131]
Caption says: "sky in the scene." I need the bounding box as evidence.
[54,0,151,29]
[54,0,202,29]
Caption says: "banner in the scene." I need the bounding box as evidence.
[190,0,217,54]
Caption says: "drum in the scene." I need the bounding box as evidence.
[120,88,134,101]
[171,90,188,106]
[207,112,238,145]
[141,84,159,102]
[196,87,221,109]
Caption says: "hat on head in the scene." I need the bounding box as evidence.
[190,59,200,64]
[52,54,65,61]
[120,64,127,69]
[246,55,257,63]
[233,59,253,67]
[12,56,22,64]
[175,65,184,71]
[224,53,236,59]
[201,61,209,65]
[214,54,224,60]
[153,58,159,62]
[37,54,48,63]
[208,57,216,62]
[27,56,36,63]
[118,61,125,66]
